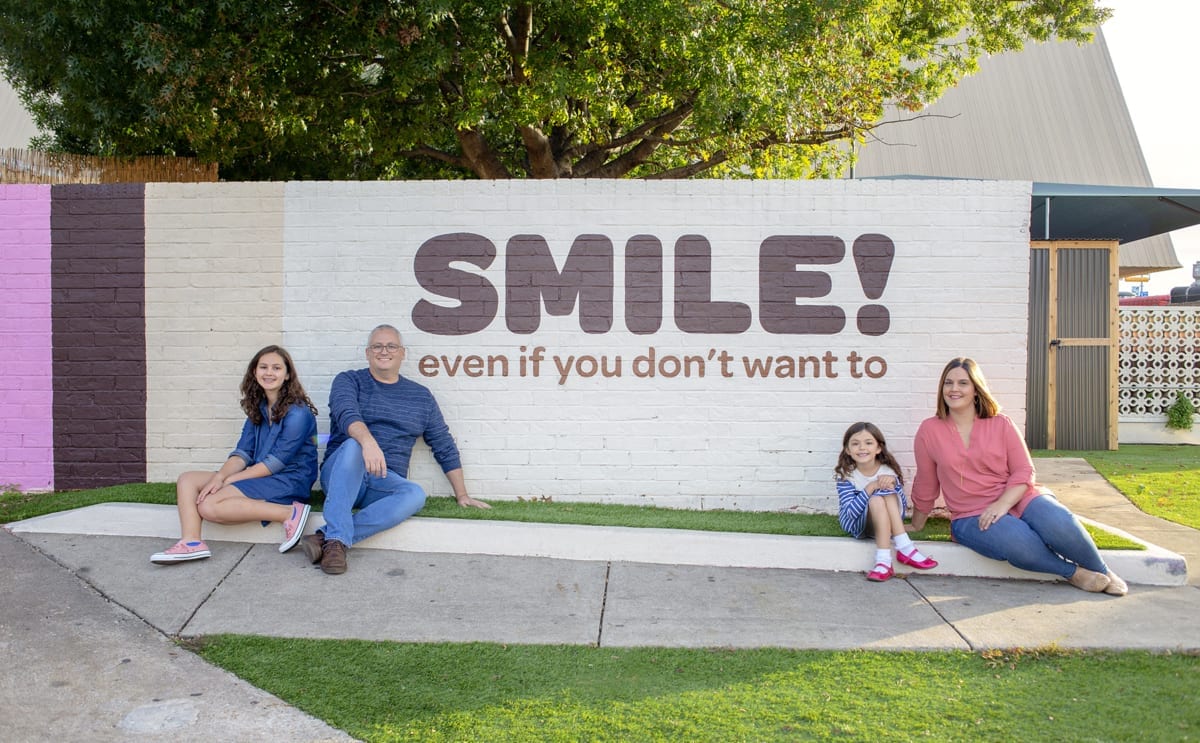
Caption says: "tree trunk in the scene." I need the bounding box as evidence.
[457,128,512,179]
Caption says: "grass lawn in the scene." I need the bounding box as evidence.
[193,637,1200,742]
[1034,445,1200,531]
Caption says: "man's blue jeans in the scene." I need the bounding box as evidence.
[318,439,427,547]
[950,494,1109,579]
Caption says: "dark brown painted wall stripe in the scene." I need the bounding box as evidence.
[50,184,147,488]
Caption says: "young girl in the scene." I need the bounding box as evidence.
[151,345,319,564]
[835,421,937,582]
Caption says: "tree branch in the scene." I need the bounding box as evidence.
[457,127,512,178]
[519,124,558,177]
[571,99,696,177]
[497,4,533,84]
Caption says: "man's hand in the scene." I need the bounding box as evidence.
[360,438,388,478]
[456,495,491,509]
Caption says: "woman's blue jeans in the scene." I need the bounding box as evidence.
[950,494,1108,579]
[318,439,427,547]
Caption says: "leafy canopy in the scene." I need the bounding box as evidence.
[0,1,1110,180]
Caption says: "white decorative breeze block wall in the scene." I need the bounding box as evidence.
[1118,306,1200,418]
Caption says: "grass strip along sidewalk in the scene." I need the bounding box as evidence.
[191,638,1198,742]
[0,482,1142,549]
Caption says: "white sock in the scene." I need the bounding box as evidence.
[893,534,927,561]
[875,548,892,567]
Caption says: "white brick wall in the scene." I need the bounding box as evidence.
[262,179,1033,510]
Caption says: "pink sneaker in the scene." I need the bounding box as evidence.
[151,540,211,564]
[279,502,312,553]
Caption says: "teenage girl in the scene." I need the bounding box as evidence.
[835,421,937,581]
[151,345,319,564]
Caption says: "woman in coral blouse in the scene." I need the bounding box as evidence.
[908,357,1126,595]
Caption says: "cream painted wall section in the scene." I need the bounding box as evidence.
[144,182,286,481]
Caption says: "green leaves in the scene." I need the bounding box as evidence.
[0,0,1110,179]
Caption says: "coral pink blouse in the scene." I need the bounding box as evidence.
[911,413,1045,521]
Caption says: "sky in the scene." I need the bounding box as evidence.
[1102,0,1200,295]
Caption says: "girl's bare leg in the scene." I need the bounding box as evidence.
[867,497,892,550]
[196,487,292,525]
[882,494,906,537]
[175,470,214,541]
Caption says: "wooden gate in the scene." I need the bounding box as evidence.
[1027,240,1119,450]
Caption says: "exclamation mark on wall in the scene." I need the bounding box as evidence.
[853,234,894,336]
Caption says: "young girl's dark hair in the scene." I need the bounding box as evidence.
[240,345,318,425]
[833,421,905,484]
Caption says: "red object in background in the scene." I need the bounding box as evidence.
[1119,294,1171,306]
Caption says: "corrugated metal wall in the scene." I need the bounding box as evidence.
[1058,249,1111,338]
[1055,346,1110,449]
[1027,248,1050,449]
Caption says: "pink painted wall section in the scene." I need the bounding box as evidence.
[0,185,53,491]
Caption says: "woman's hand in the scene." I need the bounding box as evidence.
[978,505,1007,531]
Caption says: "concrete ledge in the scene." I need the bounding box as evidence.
[5,502,1187,586]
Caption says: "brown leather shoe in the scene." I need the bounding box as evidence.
[321,539,348,575]
[1068,566,1110,592]
[299,533,324,564]
[1103,571,1129,596]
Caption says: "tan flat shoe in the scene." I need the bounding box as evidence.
[1068,566,1111,592]
[1103,571,1129,596]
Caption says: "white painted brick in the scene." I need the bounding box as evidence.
[120,179,1042,510]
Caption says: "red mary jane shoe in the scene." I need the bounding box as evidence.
[867,563,894,582]
[896,549,938,570]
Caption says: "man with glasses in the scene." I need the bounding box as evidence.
[304,324,489,574]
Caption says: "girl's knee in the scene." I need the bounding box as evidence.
[196,499,221,522]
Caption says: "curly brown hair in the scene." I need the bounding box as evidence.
[240,345,318,425]
[833,421,904,484]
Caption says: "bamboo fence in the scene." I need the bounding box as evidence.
[0,147,218,184]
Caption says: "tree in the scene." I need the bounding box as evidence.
[0,1,1110,180]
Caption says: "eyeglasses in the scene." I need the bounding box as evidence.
[368,343,402,354]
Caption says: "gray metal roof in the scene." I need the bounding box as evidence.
[1031,182,1200,244]
[853,28,1181,276]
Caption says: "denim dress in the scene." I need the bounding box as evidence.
[228,402,318,504]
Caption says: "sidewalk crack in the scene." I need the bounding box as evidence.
[595,561,612,647]
[176,543,253,637]
[909,579,974,650]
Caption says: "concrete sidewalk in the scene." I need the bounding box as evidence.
[2,457,1198,740]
